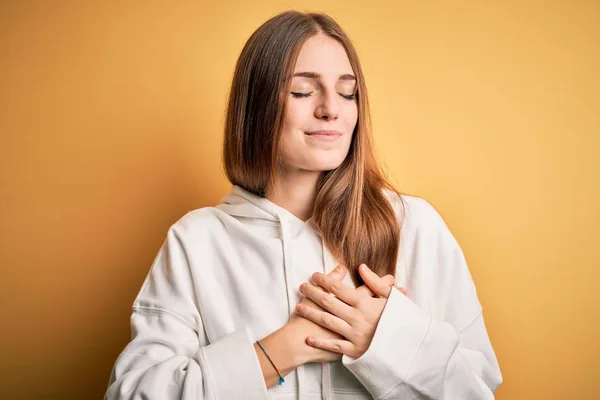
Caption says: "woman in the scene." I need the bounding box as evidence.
[105,10,502,400]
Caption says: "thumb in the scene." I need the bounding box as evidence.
[358,264,395,298]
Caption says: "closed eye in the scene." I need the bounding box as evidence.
[291,92,313,98]
[291,92,356,100]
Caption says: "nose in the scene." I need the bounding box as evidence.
[314,90,339,121]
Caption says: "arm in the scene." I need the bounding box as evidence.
[341,208,503,399]
[105,227,301,399]
[254,325,312,388]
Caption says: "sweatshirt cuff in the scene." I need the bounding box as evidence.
[197,327,270,399]
[342,288,431,398]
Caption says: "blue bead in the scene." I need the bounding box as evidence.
[277,377,285,386]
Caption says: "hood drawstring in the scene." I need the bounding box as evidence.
[277,213,334,400]
[223,186,335,400]
[275,212,307,400]
[321,236,335,400]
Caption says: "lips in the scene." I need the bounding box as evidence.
[305,130,342,137]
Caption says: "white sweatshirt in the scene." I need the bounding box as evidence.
[105,185,502,399]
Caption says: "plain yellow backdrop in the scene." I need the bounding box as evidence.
[1,1,598,399]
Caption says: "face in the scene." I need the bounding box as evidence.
[278,34,358,174]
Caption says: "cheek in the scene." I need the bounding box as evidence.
[349,104,358,125]
[283,101,313,130]
[344,104,358,135]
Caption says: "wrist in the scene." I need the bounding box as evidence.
[281,320,313,366]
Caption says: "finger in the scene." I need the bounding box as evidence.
[358,264,396,298]
[356,273,395,297]
[312,265,346,294]
[311,265,347,299]
[355,284,376,297]
[325,264,347,281]
[299,281,357,323]
[299,266,347,312]
[381,274,395,289]
[310,272,360,307]
[305,335,354,356]
[295,303,353,338]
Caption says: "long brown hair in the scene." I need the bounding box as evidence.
[223,10,404,286]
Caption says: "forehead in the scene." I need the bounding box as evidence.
[293,34,354,75]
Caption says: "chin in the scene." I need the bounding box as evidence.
[309,157,346,172]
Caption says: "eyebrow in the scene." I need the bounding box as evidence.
[292,72,356,81]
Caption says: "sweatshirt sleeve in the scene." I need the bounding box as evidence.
[105,226,270,400]
[341,205,503,399]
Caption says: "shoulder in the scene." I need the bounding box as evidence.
[383,189,447,234]
[385,190,462,262]
[386,192,482,324]
[167,206,229,240]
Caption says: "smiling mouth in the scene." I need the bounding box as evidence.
[305,130,342,140]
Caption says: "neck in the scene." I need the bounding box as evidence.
[267,170,321,222]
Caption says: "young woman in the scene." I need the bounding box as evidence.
[106,10,502,400]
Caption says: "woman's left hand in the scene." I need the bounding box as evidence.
[295,263,407,359]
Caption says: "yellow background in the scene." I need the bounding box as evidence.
[1,1,598,399]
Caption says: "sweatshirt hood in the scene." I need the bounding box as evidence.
[217,185,311,230]
[217,185,334,400]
